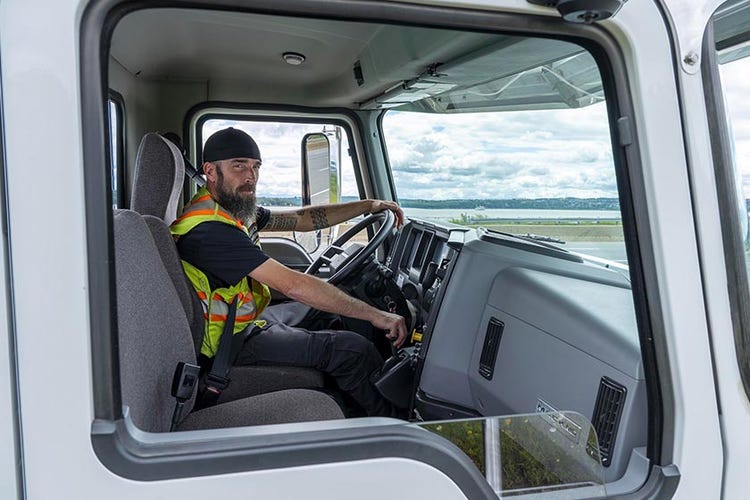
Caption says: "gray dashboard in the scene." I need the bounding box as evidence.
[391,221,647,484]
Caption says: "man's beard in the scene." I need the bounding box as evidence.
[215,166,257,223]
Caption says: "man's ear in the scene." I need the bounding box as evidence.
[203,161,216,182]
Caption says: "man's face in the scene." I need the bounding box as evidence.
[206,157,261,222]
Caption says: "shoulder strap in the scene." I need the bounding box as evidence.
[196,296,237,409]
[195,297,264,410]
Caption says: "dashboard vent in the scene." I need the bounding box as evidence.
[478,318,504,380]
[591,377,627,467]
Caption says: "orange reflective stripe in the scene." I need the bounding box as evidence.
[193,194,212,203]
[206,313,256,323]
[174,209,243,229]
[235,313,258,322]
[196,291,208,300]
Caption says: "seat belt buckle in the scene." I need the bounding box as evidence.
[170,361,200,431]
[171,361,201,401]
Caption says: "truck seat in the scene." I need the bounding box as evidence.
[130,133,325,401]
[113,209,342,431]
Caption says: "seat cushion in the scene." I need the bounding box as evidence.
[178,389,343,430]
[217,365,326,404]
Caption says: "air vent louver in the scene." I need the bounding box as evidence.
[591,377,627,467]
[478,318,504,380]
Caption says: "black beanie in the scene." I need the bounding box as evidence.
[203,127,262,162]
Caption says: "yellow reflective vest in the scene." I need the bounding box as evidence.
[170,187,271,358]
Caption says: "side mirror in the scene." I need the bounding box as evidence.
[296,131,342,253]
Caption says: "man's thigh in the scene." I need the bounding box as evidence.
[260,301,344,331]
[236,321,382,375]
[236,322,319,367]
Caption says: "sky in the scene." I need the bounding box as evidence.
[719,58,750,197]
[203,56,750,202]
[203,119,359,199]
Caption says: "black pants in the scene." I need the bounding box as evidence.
[234,302,390,416]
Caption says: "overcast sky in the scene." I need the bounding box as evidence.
[204,56,750,201]
[720,58,750,197]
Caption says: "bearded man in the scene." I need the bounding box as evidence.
[171,127,407,417]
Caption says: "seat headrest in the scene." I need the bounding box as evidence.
[130,133,185,223]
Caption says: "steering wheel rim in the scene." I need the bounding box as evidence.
[305,210,395,286]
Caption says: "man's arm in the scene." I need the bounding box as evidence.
[251,258,408,347]
[263,199,405,232]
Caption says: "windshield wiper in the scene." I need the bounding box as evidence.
[483,227,567,250]
[519,233,565,244]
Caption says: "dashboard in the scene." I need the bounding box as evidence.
[386,220,463,332]
[370,217,647,487]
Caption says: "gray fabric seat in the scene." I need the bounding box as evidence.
[131,133,185,223]
[114,209,343,431]
[131,133,325,400]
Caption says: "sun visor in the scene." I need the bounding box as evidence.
[361,37,603,113]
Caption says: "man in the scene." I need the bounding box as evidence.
[170,127,408,417]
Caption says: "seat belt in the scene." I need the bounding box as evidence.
[196,296,238,409]
[195,298,264,410]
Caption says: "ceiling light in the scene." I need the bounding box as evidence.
[282,52,306,66]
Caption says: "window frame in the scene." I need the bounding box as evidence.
[81,0,673,494]
[188,107,367,204]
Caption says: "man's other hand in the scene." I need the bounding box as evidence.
[370,310,408,348]
[369,200,405,229]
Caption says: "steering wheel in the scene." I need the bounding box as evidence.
[305,210,395,286]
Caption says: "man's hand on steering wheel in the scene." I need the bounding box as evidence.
[368,200,405,229]
[369,310,408,348]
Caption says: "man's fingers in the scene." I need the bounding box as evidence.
[392,320,407,348]
[372,200,405,229]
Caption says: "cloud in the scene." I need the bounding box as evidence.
[720,59,750,197]
[203,119,360,198]
[200,57,750,204]
[382,103,619,199]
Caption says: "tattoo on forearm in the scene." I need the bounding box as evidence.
[310,207,329,230]
[266,214,298,231]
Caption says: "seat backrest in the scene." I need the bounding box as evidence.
[129,132,205,354]
[142,214,206,356]
[113,209,197,432]
[130,133,185,223]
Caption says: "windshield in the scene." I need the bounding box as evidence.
[382,94,625,265]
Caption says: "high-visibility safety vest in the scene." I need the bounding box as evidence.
[170,187,271,358]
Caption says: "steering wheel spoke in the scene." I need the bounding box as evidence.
[305,211,396,285]
[328,244,345,254]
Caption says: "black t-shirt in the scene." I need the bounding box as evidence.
[176,207,271,290]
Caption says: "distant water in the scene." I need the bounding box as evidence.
[264,205,622,222]
[403,208,621,222]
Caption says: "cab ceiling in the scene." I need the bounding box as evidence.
[109,8,501,107]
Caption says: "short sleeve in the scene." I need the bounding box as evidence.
[256,206,270,231]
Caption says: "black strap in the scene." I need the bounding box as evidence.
[197,297,238,409]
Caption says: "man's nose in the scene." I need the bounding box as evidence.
[245,168,258,183]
